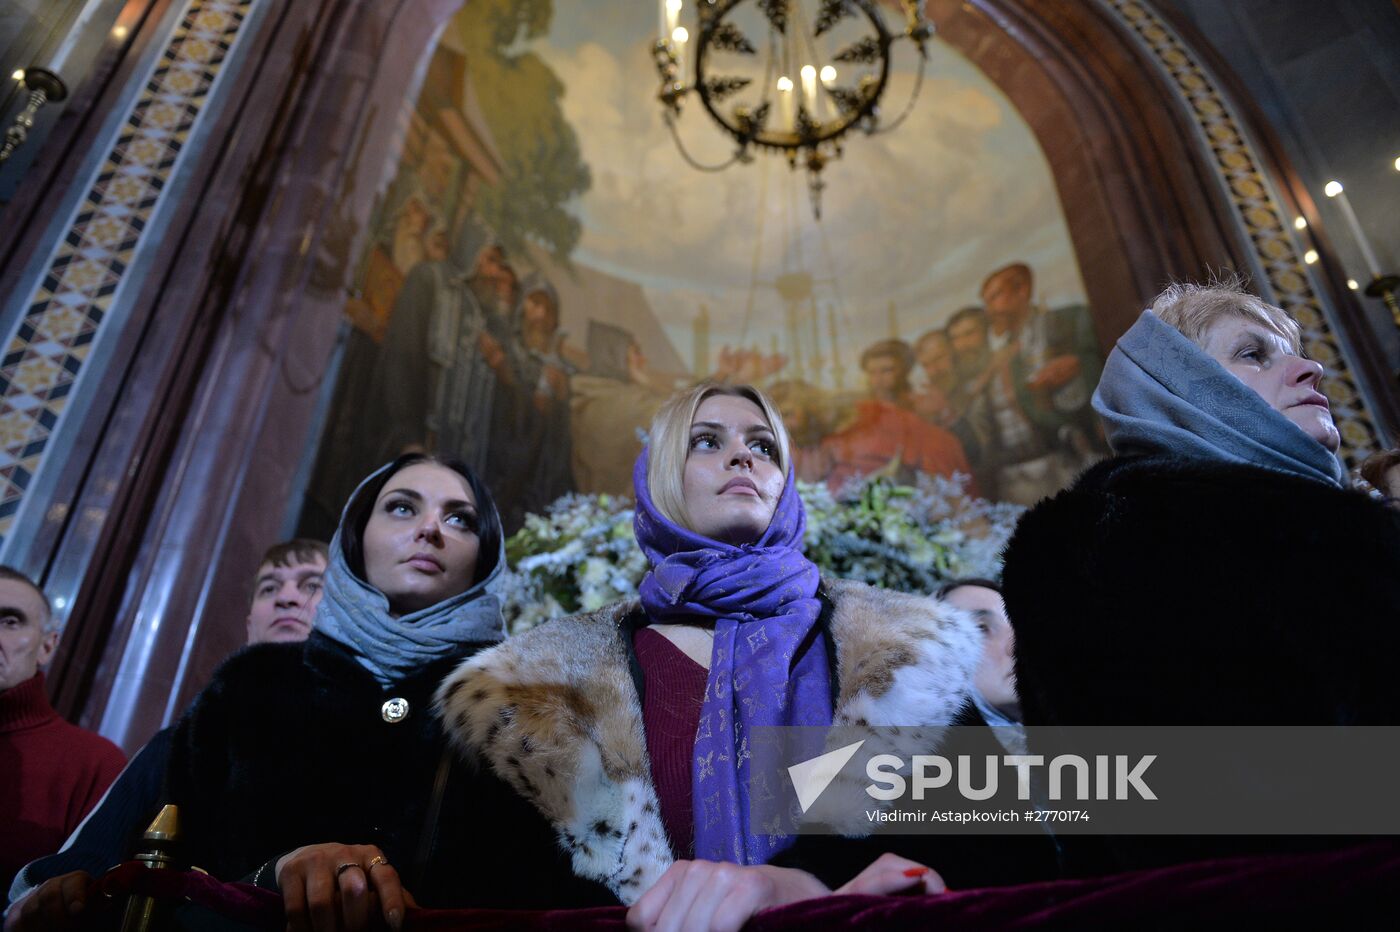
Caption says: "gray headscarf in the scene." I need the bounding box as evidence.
[314,460,507,686]
[1092,310,1344,487]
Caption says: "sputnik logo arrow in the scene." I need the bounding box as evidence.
[787,740,866,813]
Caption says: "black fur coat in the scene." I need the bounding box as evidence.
[1001,454,1400,873]
[1002,453,1400,728]
[166,632,612,908]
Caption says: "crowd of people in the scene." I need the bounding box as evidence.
[773,262,1105,505]
[3,277,1399,931]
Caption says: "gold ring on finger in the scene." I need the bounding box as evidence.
[365,855,388,872]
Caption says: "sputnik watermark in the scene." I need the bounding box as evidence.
[751,725,1400,835]
[866,753,1156,802]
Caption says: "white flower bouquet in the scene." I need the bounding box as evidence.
[498,475,1024,635]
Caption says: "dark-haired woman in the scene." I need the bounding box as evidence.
[160,455,601,929]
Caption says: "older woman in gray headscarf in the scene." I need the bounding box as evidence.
[1003,276,1399,721]
[998,276,1400,867]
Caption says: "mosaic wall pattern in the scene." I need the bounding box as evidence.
[1101,0,1384,467]
[0,0,259,549]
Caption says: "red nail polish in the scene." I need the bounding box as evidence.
[902,867,929,878]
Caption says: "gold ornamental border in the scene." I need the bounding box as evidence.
[0,0,259,549]
[1101,0,1382,467]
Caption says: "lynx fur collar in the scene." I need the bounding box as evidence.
[436,577,982,904]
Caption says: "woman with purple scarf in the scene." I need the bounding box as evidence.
[440,383,987,928]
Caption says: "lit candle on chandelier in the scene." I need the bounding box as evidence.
[662,0,681,43]
[1324,180,1382,279]
[777,75,795,132]
[672,26,689,83]
[819,66,837,122]
[801,65,819,122]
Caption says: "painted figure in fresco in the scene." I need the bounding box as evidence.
[569,321,672,495]
[569,322,793,496]
[910,315,996,496]
[364,217,518,478]
[390,194,434,274]
[820,339,977,494]
[956,262,1103,504]
[487,274,579,528]
[766,380,837,483]
[946,305,991,383]
[912,328,958,427]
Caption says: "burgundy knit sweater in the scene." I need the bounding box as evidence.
[0,672,126,891]
[633,627,709,858]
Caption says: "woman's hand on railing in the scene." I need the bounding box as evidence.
[275,843,415,932]
[833,851,946,896]
[626,860,828,932]
[625,851,945,931]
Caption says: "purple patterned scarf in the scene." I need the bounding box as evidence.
[632,450,833,865]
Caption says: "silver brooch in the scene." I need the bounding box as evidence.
[381,697,410,723]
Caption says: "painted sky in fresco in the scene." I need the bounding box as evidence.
[535,2,1087,383]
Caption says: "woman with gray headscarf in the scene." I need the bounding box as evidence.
[998,277,1400,871]
[151,455,608,931]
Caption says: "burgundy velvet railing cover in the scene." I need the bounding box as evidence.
[94,842,1399,929]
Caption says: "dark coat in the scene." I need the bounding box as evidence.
[1000,453,1400,872]
[167,632,612,909]
[1003,454,1400,727]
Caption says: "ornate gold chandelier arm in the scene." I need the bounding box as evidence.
[867,52,927,136]
[662,109,748,173]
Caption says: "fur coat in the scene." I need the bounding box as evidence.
[1000,453,1400,875]
[437,578,987,903]
[1002,453,1400,728]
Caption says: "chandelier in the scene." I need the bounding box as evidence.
[653,0,933,218]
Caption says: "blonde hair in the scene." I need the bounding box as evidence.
[647,383,792,532]
[1151,273,1301,354]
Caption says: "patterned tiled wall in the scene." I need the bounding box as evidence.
[0,0,259,551]
[1100,0,1384,467]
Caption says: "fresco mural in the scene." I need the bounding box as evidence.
[299,0,1104,536]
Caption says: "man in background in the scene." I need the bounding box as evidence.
[244,539,328,644]
[6,540,326,928]
[0,567,126,894]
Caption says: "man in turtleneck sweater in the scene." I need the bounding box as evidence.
[0,566,125,892]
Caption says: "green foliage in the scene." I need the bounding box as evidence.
[454,0,591,263]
